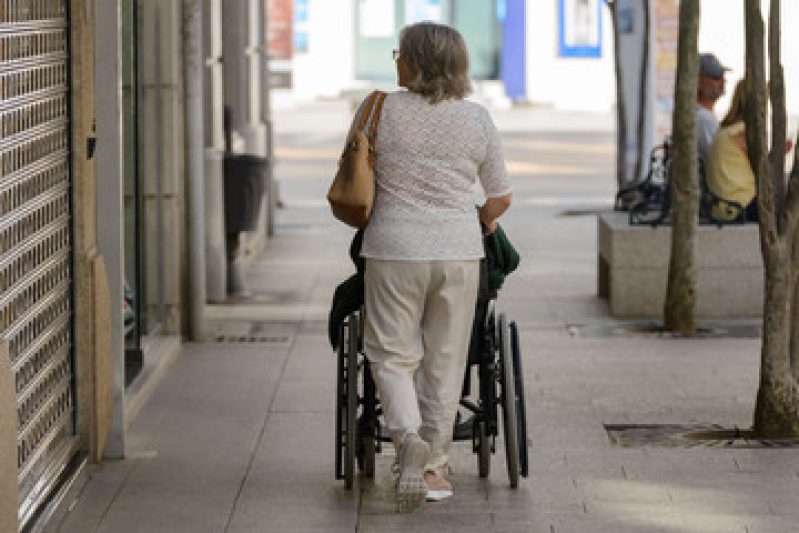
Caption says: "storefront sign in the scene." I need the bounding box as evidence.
[268,0,293,88]
[267,0,293,60]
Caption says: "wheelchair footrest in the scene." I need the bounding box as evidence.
[453,415,476,441]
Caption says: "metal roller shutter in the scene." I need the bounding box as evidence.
[0,0,76,526]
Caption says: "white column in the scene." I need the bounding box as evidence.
[203,0,228,303]
[618,0,656,183]
[223,0,268,156]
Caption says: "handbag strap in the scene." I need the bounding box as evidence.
[357,91,381,132]
[366,92,387,141]
[357,90,387,166]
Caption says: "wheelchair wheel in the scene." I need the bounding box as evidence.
[335,312,359,489]
[345,313,360,489]
[335,321,346,481]
[510,321,529,478]
[498,313,520,488]
[477,419,491,478]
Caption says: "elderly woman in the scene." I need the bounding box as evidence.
[347,22,512,511]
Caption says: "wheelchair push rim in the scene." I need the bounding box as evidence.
[510,320,529,478]
[498,313,520,487]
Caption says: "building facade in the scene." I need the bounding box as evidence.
[0,1,111,530]
[276,0,798,118]
[272,0,616,111]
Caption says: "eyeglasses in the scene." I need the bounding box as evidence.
[392,49,401,60]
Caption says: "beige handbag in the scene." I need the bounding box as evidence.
[327,90,387,229]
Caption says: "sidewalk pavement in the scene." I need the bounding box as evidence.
[53,101,798,533]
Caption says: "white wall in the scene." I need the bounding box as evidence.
[524,1,616,112]
[518,0,798,118]
[700,0,799,125]
[279,0,799,124]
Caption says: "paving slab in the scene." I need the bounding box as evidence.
[50,101,799,533]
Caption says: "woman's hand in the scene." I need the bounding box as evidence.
[479,193,512,236]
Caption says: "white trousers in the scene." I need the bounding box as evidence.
[364,258,480,470]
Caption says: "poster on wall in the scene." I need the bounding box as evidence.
[360,0,395,38]
[655,0,679,138]
[558,0,602,58]
[405,0,441,24]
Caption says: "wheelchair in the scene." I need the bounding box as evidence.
[334,278,529,490]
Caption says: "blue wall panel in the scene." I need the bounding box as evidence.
[501,0,526,100]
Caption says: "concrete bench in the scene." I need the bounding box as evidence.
[597,211,763,317]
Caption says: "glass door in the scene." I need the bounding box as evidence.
[123,0,166,386]
[354,0,500,80]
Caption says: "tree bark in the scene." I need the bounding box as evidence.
[768,0,786,221]
[663,0,699,333]
[789,145,799,380]
[607,1,629,192]
[633,0,651,185]
[746,0,799,437]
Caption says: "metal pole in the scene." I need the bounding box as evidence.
[183,0,207,340]
[260,0,275,236]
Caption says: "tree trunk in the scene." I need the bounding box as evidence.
[789,146,799,380]
[754,252,799,436]
[790,230,799,380]
[607,1,629,192]
[746,0,799,437]
[663,0,700,333]
[633,0,651,185]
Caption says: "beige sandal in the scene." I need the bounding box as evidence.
[424,468,453,501]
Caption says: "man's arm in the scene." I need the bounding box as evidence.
[696,111,718,161]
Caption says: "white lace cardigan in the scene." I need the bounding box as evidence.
[348,90,512,261]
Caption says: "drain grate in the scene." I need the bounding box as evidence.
[558,209,607,217]
[213,334,292,344]
[605,424,799,449]
[209,320,296,346]
[569,322,761,339]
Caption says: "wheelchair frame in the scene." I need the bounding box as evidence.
[334,300,529,489]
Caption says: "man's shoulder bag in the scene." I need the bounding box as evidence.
[327,90,387,229]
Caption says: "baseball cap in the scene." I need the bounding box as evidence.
[699,53,730,79]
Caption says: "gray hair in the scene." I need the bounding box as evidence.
[398,22,472,104]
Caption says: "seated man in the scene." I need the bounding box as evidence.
[696,53,729,165]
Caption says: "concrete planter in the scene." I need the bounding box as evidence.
[597,212,763,317]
